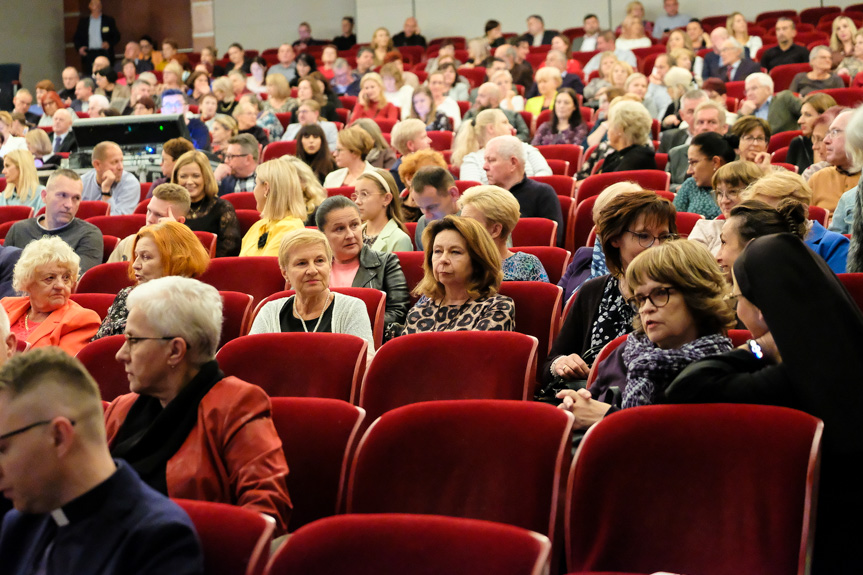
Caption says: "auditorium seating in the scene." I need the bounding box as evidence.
[198,256,285,306]
[511,218,557,247]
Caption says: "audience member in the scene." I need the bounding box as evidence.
[370,27,394,67]
[392,215,515,337]
[484,19,506,50]
[36,92,65,129]
[599,100,656,174]
[232,99,270,147]
[701,27,729,80]
[675,131,736,218]
[738,73,801,134]
[573,14,601,52]
[790,46,844,96]
[668,100,728,185]
[240,159,306,256]
[686,18,711,50]
[788,92,837,174]
[5,170,101,273]
[831,106,863,235]
[331,58,361,96]
[0,346,205,574]
[249,228,375,353]
[280,155,327,225]
[352,118,397,169]
[58,67,80,103]
[389,118,432,189]
[837,30,863,78]
[94,66,130,109]
[73,0,120,74]
[808,109,860,213]
[830,15,857,68]
[215,133,260,196]
[296,124,336,184]
[760,18,810,71]
[0,112,27,158]
[645,54,673,120]
[26,129,62,170]
[152,137,195,189]
[583,31,637,75]
[411,166,461,250]
[727,12,762,60]
[172,151,242,257]
[349,73,399,125]
[282,99,338,149]
[494,44,533,90]
[617,14,653,51]
[97,220,208,339]
[458,184,549,282]
[109,182,192,263]
[393,17,426,47]
[355,47,375,77]
[315,195,409,333]
[209,114,237,161]
[160,89,209,149]
[323,126,376,187]
[717,38,760,82]
[1,150,45,211]
[352,168,412,252]
[80,141,140,215]
[379,64,414,120]
[532,87,588,146]
[267,43,297,84]
[583,52,618,105]
[3,236,100,354]
[653,0,691,39]
[333,17,357,51]
[105,276,292,534]
[523,14,556,46]
[730,116,771,167]
[463,83,530,142]
[409,85,453,131]
[87,94,111,118]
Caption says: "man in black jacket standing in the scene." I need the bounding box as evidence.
[73,0,121,75]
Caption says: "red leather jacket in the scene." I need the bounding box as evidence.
[104,376,292,535]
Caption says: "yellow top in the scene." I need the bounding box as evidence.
[240,217,306,257]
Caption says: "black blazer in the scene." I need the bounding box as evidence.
[50,131,78,154]
[73,14,121,52]
[353,246,410,327]
[718,58,762,82]
[522,31,557,46]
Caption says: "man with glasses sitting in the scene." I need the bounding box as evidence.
[215,134,259,197]
[809,109,860,214]
[280,99,338,149]
[0,345,204,574]
[160,89,209,150]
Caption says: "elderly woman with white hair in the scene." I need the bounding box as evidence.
[87,94,111,118]
[454,108,551,184]
[104,276,292,536]
[2,236,100,354]
[599,100,657,173]
[790,45,844,97]
[458,185,549,282]
[249,228,376,350]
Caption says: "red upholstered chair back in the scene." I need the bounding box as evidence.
[394,250,425,305]
[75,335,128,401]
[770,63,812,92]
[223,192,258,211]
[535,144,582,176]
[269,398,365,532]
[266,514,551,575]
[838,273,863,312]
[216,333,367,402]
[769,130,802,152]
[261,141,298,161]
[102,235,119,263]
[531,175,575,198]
[86,214,146,238]
[545,159,570,176]
[676,211,705,237]
[566,404,822,575]
[358,332,539,423]
[346,400,573,549]
[511,217,557,247]
[37,201,110,219]
[76,262,135,294]
[326,186,354,199]
[427,130,453,151]
[219,291,254,348]
[510,246,571,285]
[498,281,562,371]
[0,205,33,224]
[585,333,628,388]
[572,195,598,249]
[234,209,263,236]
[174,499,274,575]
[575,170,670,205]
[810,87,863,107]
[69,293,117,321]
[139,182,151,202]
[194,231,217,258]
[197,256,285,307]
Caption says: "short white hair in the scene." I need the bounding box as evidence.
[745,72,774,92]
[486,135,525,167]
[723,38,743,53]
[12,236,80,293]
[845,107,863,167]
[126,277,223,366]
[390,118,427,155]
[809,45,832,64]
[88,94,110,112]
[0,307,9,340]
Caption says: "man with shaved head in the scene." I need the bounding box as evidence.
[463,83,531,142]
[80,141,140,215]
[0,347,204,574]
[393,17,427,48]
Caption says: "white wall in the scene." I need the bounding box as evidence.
[212,0,854,53]
[0,0,64,92]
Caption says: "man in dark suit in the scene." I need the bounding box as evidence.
[572,14,601,52]
[73,0,120,75]
[114,42,155,75]
[522,15,556,46]
[658,90,708,153]
[49,109,78,154]
[702,27,728,81]
[717,38,761,82]
[392,17,427,48]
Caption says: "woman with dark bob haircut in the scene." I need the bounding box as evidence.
[390,215,515,336]
[557,240,735,427]
[540,190,678,400]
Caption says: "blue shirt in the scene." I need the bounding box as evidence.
[653,14,692,38]
[88,16,103,49]
[829,187,857,235]
[754,96,772,121]
[81,169,141,215]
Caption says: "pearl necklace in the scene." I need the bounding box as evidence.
[296,291,332,333]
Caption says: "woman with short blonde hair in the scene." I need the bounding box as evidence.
[458,185,549,282]
[240,159,307,257]
[524,67,563,115]
[322,126,377,187]
[1,149,44,211]
[263,73,296,114]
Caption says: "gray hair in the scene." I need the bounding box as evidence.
[391,118,427,155]
[809,45,832,64]
[88,94,110,112]
[126,276,223,366]
[682,89,707,103]
[608,100,653,146]
[12,236,80,293]
[845,107,863,167]
[723,38,743,53]
[138,72,158,86]
[227,133,260,161]
[545,50,567,67]
[745,72,774,92]
[487,135,525,167]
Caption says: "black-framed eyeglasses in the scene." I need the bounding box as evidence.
[627,286,677,312]
[123,335,177,346]
[224,153,251,161]
[0,419,75,442]
[625,230,679,248]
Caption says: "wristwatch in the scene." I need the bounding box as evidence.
[747,339,764,360]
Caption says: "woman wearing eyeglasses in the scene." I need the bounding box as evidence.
[688,160,763,255]
[240,159,307,257]
[556,240,734,428]
[674,132,738,220]
[539,191,678,401]
[351,168,412,253]
[730,116,772,167]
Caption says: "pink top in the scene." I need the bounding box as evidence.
[330,259,360,287]
[11,314,40,342]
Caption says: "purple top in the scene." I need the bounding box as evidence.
[531,121,588,147]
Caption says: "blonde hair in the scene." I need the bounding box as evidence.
[3,149,40,204]
[741,170,813,205]
[451,108,507,166]
[626,240,735,336]
[279,156,326,217]
[534,66,563,88]
[12,236,80,293]
[380,63,404,90]
[457,184,521,240]
[832,16,859,51]
[278,228,333,271]
[356,168,408,234]
[608,100,652,146]
[359,72,386,108]
[726,12,750,42]
[25,129,52,157]
[592,182,644,220]
[256,159,307,221]
[212,114,238,136]
[265,73,291,100]
[337,126,375,159]
[211,77,234,104]
[171,151,218,199]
